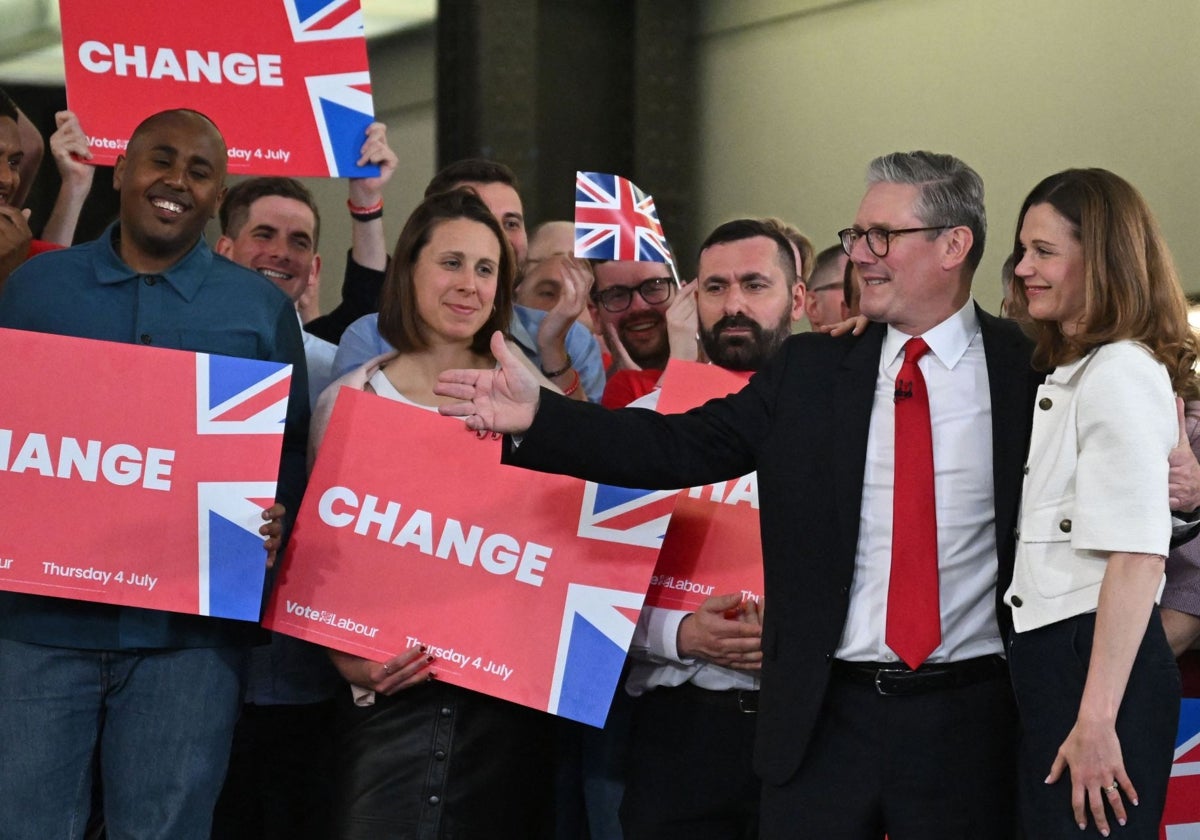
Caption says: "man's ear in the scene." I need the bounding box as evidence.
[112,155,126,191]
[790,282,806,323]
[214,235,234,257]
[940,225,974,271]
[310,253,322,285]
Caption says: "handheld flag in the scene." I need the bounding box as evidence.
[574,172,671,263]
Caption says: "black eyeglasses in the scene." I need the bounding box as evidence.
[837,226,950,258]
[591,276,674,312]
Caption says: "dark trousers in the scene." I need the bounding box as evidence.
[760,665,1018,840]
[619,682,760,840]
[1009,610,1180,839]
[212,699,337,840]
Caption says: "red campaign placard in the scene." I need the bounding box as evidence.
[59,0,378,177]
[263,387,666,726]
[0,328,290,620]
[643,359,763,612]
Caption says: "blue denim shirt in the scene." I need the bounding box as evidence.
[0,223,309,650]
[331,306,606,403]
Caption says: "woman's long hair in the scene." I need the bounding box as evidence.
[377,188,515,356]
[1011,168,1198,398]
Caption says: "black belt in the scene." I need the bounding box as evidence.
[655,681,759,714]
[831,655,1007,696]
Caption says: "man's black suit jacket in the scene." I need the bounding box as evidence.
[505,306,1040,785]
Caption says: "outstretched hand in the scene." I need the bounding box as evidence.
[435,331,541,433]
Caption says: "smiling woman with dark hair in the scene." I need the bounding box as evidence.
[1005,168,1198,838]
[311,187,560,839]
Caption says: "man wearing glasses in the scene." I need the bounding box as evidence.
[434,151,1041,838]
[590,260,677,370]
[804,244,851,331]
[589,259,682,407]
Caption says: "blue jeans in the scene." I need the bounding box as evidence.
[0,639,245,840]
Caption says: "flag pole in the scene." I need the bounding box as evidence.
[664,241,684,289]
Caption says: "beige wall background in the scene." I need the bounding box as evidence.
[308,1,1199,320]
[696,0,1200,315]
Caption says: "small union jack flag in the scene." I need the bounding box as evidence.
[574,172,671,263]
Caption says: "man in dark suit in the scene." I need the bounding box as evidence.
[435,151,1040,839]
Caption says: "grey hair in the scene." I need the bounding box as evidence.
[866,151,986,270]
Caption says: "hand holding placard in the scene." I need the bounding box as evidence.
[677,592,763,671]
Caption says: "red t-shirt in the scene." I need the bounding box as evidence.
[601,368,662,409]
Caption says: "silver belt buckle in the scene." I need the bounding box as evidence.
[873,668,902,696]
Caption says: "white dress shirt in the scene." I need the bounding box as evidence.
[837,298,1005,663]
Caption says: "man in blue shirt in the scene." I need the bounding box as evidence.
[0,109,308,840]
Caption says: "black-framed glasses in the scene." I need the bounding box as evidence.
[837,226,950,258]
[591,276,674,312]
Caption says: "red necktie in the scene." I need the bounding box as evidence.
[886,337,941,669]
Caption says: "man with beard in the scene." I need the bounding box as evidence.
[590,258,675,383]
[695,218,805,371]
[434,151,1042,839]
[617,218,804,838]
[593,254,710,408]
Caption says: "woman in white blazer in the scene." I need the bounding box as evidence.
[1004,169,1199,839]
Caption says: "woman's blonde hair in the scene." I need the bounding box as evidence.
[1011,168,1198,398]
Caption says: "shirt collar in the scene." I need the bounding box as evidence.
[882,297,980,370]
[93,222,214,302]
[509,304,538,353]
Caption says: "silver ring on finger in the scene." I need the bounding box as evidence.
[1104,782,1119,794]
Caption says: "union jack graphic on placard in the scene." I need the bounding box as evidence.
[60,0,378,177]
[306,72,376,178]
[197,355,292,435]
[576,482,679,549]
[0,329,291,622]
[284,0,364,41]
[1162,699,1200,838]
[264,388,665,729]
[549,583,645,725]
[574,172,671,263]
